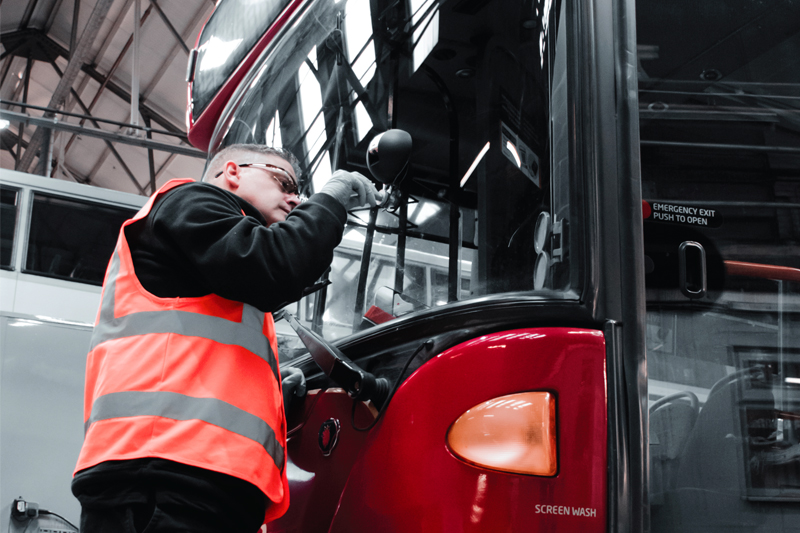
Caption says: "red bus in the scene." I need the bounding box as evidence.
[186,0,800,531]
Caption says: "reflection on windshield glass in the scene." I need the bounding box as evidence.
[192,0,293,120]
[218,0,576,342]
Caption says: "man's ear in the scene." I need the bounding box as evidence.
[222,161,241,191]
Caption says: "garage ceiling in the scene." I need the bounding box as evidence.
[0,0,216,196]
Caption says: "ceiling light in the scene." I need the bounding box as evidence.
[460,142,490,187]
[506,140,522,167]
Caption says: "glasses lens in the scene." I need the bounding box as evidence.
[277,174,298,195]
[259,165,297,195]
[242,163,298,195]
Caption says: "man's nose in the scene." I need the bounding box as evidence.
[286,194,301,209]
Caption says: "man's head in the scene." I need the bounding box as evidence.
[203,144,302,226]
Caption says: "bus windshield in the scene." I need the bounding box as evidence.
[213,0,580,341]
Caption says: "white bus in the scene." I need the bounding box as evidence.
[0,169,145,531]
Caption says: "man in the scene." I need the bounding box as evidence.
[72,144,381,533]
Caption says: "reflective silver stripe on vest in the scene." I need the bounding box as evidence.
[91,250,279,382]
[85,390,285,471]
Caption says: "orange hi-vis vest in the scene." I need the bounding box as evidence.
[74,178,289,520]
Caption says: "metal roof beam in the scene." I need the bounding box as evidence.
[15,56,33,170]
[86,147,110,184]
[91,0,135,69]
[81,63,184,134]
[69,0,79,56]
[59,161,91,185]
[130,0,141,127]
[62,3,155,156]
[141,1,213,103]
[4,99,183,138]
[0,27,184,135]
[49,58,146,194]
[1,126,27,156]
[18,0,115,172]
[19,0,42,31]
[142,115,157,193]
[1,109,205,159]
[44,0,68,33]
[63,0,134,106]
[149,0,190,55]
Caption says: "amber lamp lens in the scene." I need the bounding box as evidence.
[447,391,557,476]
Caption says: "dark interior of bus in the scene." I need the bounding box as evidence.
[637,0,800,530]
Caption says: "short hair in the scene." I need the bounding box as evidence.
[202,144,302,183]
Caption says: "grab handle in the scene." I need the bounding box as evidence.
[679,241,706,299]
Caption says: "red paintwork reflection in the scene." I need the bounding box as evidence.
[725,260,800,283]
[329,328,607,532]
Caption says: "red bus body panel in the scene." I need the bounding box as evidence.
[271,389,376,533]
[272,328,608,532]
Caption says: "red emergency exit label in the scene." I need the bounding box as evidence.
[643,200,723,228]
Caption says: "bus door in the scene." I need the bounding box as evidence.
[637,1,800,530]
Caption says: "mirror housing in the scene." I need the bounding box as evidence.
[366,129,412,186]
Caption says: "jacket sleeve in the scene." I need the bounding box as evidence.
[148,183,347,312]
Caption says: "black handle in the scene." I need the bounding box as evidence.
[679,241,707,299]
[285,314,390,405]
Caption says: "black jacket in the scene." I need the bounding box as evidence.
[126,181,346,311]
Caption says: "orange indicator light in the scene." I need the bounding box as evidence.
[447,391,557,476]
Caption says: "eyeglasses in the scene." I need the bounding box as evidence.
[216,163,300,196]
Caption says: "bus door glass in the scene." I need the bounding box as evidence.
[637,0,800,529]
[215,0,581,345]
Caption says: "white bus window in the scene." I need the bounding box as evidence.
[1,186,18,270]
[24,194,136,285]
[432,269,470,306]
[402,263,427,307]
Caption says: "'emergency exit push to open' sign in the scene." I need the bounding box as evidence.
[643,200,723,228]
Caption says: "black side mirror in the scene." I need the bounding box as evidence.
[366,129,412,186]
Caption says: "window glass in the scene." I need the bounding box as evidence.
[638,0,800,529]
[218,0,578,342]
[1,186,19,270]
[24,194,136,285]
[192,0,294,121]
